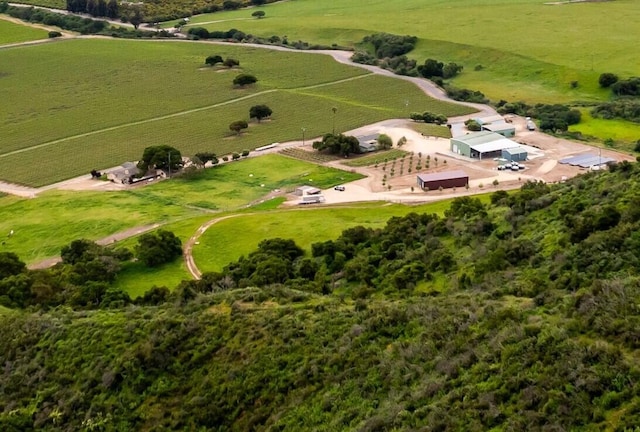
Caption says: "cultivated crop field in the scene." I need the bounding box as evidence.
[0,18,48,45]
[172,0,640,103]
[0,38,470,186]
[0,154,360,264]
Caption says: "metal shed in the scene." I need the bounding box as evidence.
[450,131,520,159]
[417,170,468,190]
[502,147,528,162]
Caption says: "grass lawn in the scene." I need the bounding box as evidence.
[0,154,360,264]
[0,18,49,45]
[0,190,200,264]
[408,123,452,139]
[192,194,492,273]
[168,0,640,103]
[110,214,214,298]
[0,39,471,186]
[569,110,640,152]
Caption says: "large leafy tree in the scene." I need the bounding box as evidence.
[229,120,249,135]
[137,145,183,173]
[312,133,361,157]
[233,74,257,87]
[135,230,183,267]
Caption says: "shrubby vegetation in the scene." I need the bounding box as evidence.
[417,58,463,79]
[410,111,448,125]
[496,100,581,131]
[611,76,640,97]
[591,99,640,123]
[187,27,350,51]
[444,84,489,103]
[0,3,173,37]
[351,33,418,76]
[5,165,640,429]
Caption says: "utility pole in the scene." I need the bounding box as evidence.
[168,152,171,178]
[302,127,306,146]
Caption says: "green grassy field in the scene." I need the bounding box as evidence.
[168,0,640,103]
[409,123,452,139]
[193,194,492,274]
[569,110,640,151]
[0,18,49,45]
[0,38,471,186]
[0,154,360,264]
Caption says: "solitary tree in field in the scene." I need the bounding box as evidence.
[205,55,223,66]
[233,74,257,87]
[223,58,239,68]
[249,104,272,122]
[229,120,249,135]
[252,10,265,19]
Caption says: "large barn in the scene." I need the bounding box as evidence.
[417,170,469,190]
[450,131,525,160]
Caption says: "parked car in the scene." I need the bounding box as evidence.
[334,185,346,191]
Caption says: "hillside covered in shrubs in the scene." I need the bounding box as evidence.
[4,163,640,430]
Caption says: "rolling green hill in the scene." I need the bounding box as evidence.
[3,161,640,430]
[170,0,640,104]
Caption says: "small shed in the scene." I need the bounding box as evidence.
[417,170,468,190]
[295,185,321,196]
[502,147,528,162]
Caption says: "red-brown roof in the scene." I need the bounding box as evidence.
[417,170,468,182]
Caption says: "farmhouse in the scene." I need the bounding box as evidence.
[107,162,140,184]
[450,131,523,160]
[357,134,379,153]
[474,115,515,137]
[417,170,468,190]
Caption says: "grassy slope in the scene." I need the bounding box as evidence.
[0,18,48,44]
[193,195,491,274]
[570,110,640,150]
[0,154,360,265]
[0,39,471,186]
[6,167,640,429]
[171,0,640,103]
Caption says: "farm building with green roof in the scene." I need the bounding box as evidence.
[450,131,524,160]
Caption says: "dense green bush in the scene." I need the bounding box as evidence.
[591,99,640,123]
